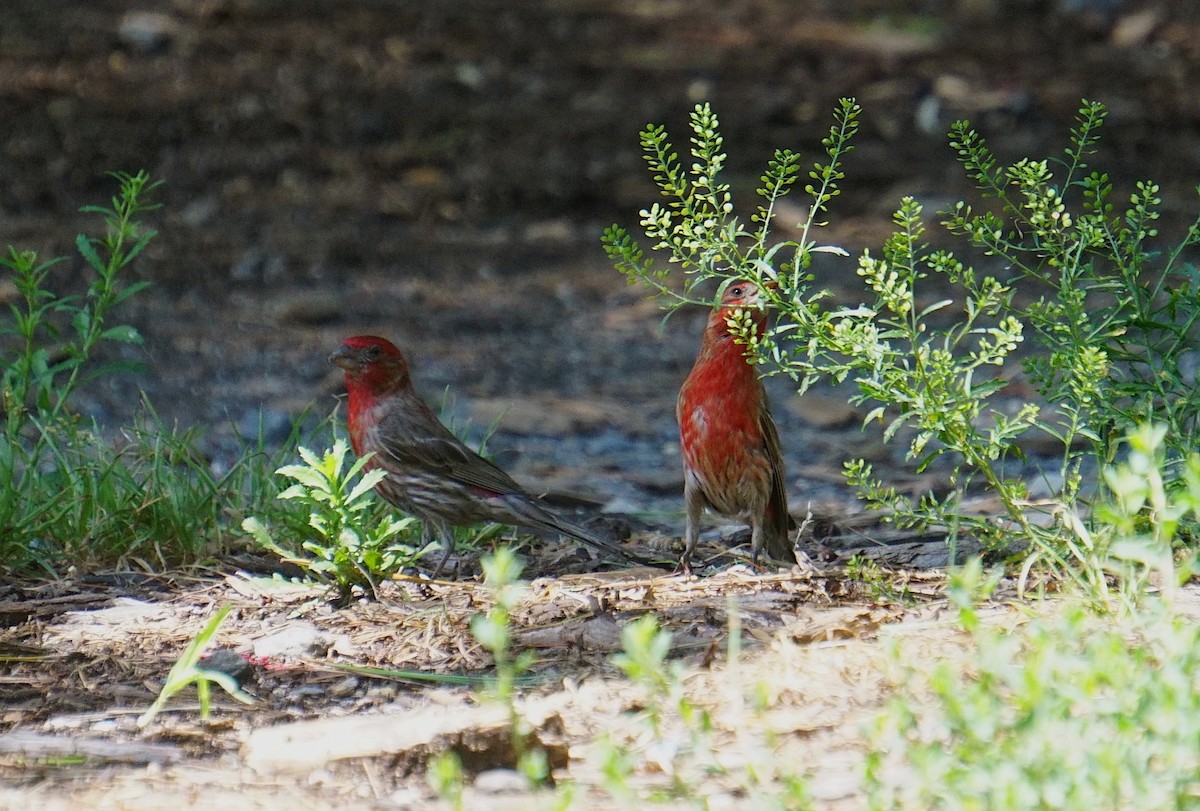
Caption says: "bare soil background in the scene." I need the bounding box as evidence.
[3,0,1200,807]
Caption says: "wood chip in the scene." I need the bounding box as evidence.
[0,730,182,764]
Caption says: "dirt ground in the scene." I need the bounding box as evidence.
[3,0,1200,807]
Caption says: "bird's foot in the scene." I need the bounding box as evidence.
[428,544,457,580]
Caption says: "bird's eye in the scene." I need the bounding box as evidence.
[366,346,381,358]
[730,286,743,297]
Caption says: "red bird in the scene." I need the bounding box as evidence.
[677,280,795,570]
[330,335,641,576]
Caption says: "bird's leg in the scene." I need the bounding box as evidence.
[430,546,454,579]
[679,481,705,574]
[427,521,456,579]
[749,519,764,566]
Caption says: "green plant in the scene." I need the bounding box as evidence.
[0,172,267,573]
[817,196,1039,560]
[469,547,546,784]
[427,750,466,811]
[2,171,156,436]
[944,101,1200,464]
[242,440,428,602]
[601,609,814,808]
[845,554,913,603]
[608,98,1200,595]
[603,99,859,311]
[2,172,159,569]
[1057,422,1200,613]
[603,613,716,800]
[138,603,254,727]
[866,551,1200,809]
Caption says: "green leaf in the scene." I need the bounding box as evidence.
[99,324,143,344]
[276,465,329,491]
[295,445,322,470]
[277,482,311,500]
[122,230,158,267]
[75,234,106,273]
[71,307,91,336]
[348,467,388,504]
[137,604,249,727]
[112,280,152,306]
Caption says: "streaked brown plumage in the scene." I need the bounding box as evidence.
[676,281,795,570]
[330,335,641,576]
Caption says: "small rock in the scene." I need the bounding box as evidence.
[454,62,485,89]
[306,768,336,787]
[473,768,527,794]
[600,496,646,514]
[253,622,327,660]
[328,676,360,698]
[118,12,177,52]
[1110,8,1161,47]
[364,685,398,704]
[179,197,217,228]
[522,219,576,243]
[0,279,19,305]
[389,787,425,806]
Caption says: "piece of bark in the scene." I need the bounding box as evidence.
[0,730,182,764]
[242,704,509,773]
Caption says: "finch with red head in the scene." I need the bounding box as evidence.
[330,335,641,576]
[676,280,796,571]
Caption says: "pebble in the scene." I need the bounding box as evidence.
[328,676,360,698]
[1111,8,1161,46]
[178,197,217,228]
[473,768,527,794]
[118,11,176,52]
[306,768,336,787]
[388,787,426,807]
[252,622,325,660]
[364,685,398,703]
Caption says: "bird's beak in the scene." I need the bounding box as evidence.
[752,279,781,309]
[329,345,356,371]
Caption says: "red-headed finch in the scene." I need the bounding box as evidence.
[676,280,796,570]
[330,335,640,576]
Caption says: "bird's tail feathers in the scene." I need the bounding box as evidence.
[762,530,797,564]
[506,497,652,565]
[762,507,797,564]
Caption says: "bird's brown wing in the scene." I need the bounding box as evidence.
[371,400,654,565]
[375,411,529,497]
